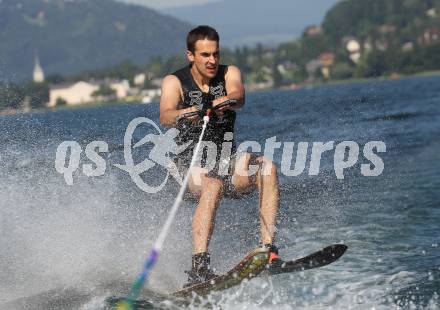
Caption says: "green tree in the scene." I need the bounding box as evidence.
[234,46,251,72]
[0,83,25,110]
[112,60,138,84]
[272,63,283,88]
[220,47,235,66]
[56,97,68,106]
[23,82,49,109]
[331,62,354,80]
[163,55,187,75]
[146,56,164,77]
[256,43,263,63]
[92,85,116,98]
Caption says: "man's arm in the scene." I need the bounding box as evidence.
[160,75,198,127]
[213,65,245,110]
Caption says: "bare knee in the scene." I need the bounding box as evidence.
[199,176,223,201]
[231,153,255,193]
[189,176,223,200]
[202,177,223,191]
[257,156,277,177]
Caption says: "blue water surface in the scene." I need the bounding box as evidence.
[0,75,439,309]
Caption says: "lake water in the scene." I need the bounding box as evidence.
[1,75,439,309]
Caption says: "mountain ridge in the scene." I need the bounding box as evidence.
[0,0,193,81]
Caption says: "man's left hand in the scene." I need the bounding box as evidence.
[212,97,230,115]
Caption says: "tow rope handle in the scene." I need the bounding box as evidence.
[176,99,238,121]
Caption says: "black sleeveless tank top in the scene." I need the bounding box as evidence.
[172,64,236,165]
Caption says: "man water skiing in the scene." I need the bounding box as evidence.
[159,25,283,287]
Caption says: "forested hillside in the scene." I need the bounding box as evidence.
[0,0,192,81]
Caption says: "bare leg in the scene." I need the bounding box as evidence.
[189,171,223,254]
[232,154,280,245]
[256,157,279,244]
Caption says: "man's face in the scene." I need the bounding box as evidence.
[188,39,220,79]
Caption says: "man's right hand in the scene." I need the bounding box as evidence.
[176,106,201,123]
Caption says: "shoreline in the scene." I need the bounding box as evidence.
[0,100,137,116]
[312,70,440,88]
[2,70,440,116]
[275,70,440,92]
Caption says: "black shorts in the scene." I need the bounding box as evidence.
[174,152,261,199]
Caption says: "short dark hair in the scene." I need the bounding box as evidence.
[186,25,219,53]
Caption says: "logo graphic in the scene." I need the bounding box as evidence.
[189,91,203,109]
[55,117,387,194]
[210,84,225,98]
[113,117,191,193]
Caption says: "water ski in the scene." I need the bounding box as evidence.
[268,243,347,275]
[173,244,347,298]
[108,244,347,308]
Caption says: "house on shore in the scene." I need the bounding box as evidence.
[48,81,99,107]
[47,79,130,107]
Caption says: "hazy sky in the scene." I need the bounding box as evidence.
[117,0,218,9]
[116,0,341,46]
